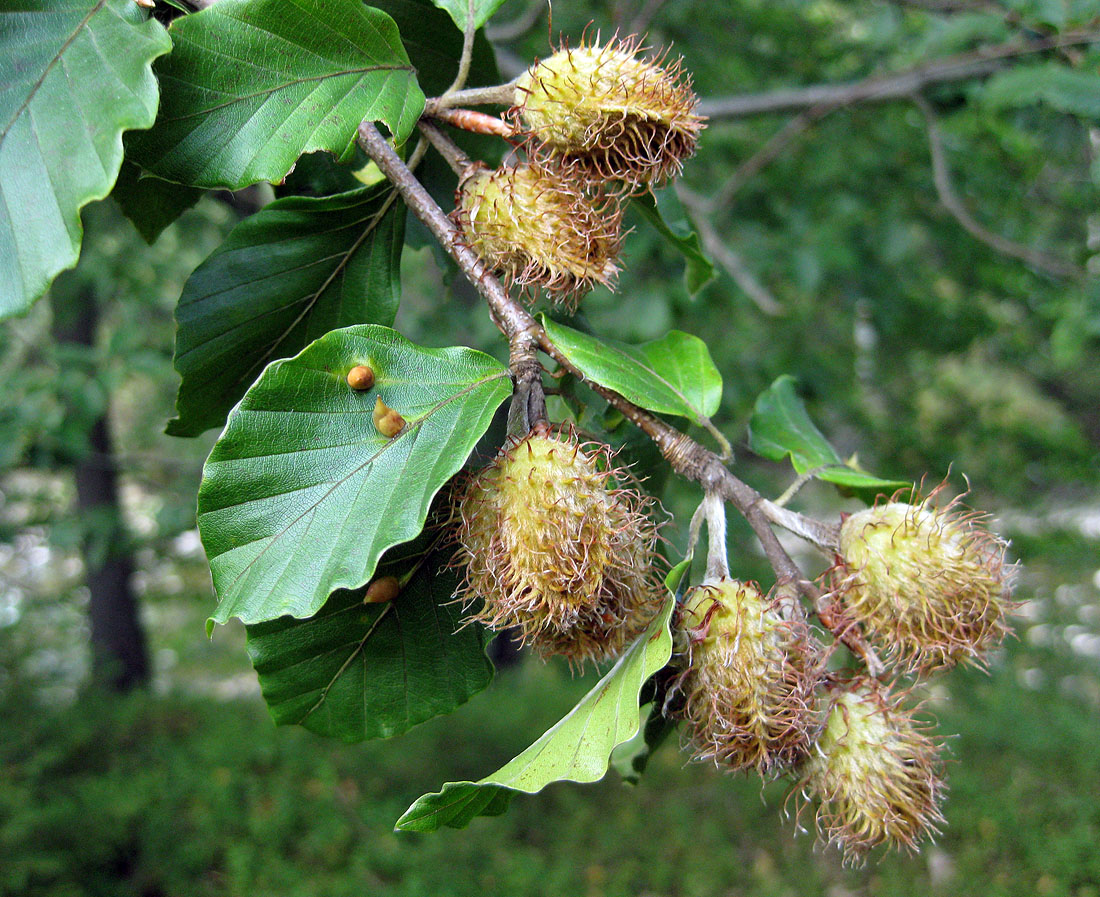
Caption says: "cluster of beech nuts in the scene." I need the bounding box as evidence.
[429,37,1015,864]
[677,488,1012,864]
[450,427,1012,863]
[453,34,705,306]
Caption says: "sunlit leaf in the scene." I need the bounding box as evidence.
[542,317,722,424]
[395,595,674,831]
[430,0,510,31]
[199,325,510,626]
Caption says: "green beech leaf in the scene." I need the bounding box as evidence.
[0,0,171,318]
[168,186,404,437]
[983,62,1100,121]
[112,162,205,244]
[246,527,492,742]
[198,325,510,627]
[631,189,716,296]
[395,595,674,832]
[126,0,424,189]
[748,375,908,491]
[607,556,688,785]
[541,317,722,424]
[430,0,510,31]
[610,700,677,785]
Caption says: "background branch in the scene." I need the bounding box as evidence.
[702,105,833,212]
[628,0,669,36]
[913,93,1083,279]
[885,0,1006,13]
[485,0,548,42]
[677,185,784,316]
[698,30,1100,119]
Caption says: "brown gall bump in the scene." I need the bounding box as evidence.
[347,365,375,391]
[373,396,405,438]
[364,575,401,604]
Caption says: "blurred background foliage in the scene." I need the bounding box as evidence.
[1,0,1098,894]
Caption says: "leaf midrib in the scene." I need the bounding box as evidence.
[229,190,399,390]
[155,64,412,123]
[1,0,109,141]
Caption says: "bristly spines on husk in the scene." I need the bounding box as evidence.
[832,489,1014,673]
[676,578,822,776]
[453,427,664,667]
[796,679,946,866]
[453,162,623,307]
[513,34,705,187]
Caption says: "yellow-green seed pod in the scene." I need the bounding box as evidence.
[513,35,704,186]
[834,496,1013,672]
[454,162,622,307]
[454,428,663,666]
[677,578,820,775]
[799,680,945,865]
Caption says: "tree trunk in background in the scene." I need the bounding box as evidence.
[76,414,149,691]
[52,292,149,692]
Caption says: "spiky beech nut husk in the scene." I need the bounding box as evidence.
[454,428,663,666]
[798,680,946,865]
[833,494,1013,672]
[513,35,705,186]
[454,162,622,306]
[677,578,820,775]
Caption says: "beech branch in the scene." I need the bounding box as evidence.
[356,121,884,676]
[698,30,1100,120]
[442,0,478,99]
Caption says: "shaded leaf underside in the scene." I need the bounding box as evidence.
[126,0,424,189]
[168,185,404,436]
[0,0,171,316]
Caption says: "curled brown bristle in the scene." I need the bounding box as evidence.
[453,428,664,667]
[453,162,623,308]
[512,34,705,187]
[795,679,946,866]
[831,487,1015,673]
[676,579,822,776]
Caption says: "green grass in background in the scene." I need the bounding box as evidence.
[3,634,1098,897]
